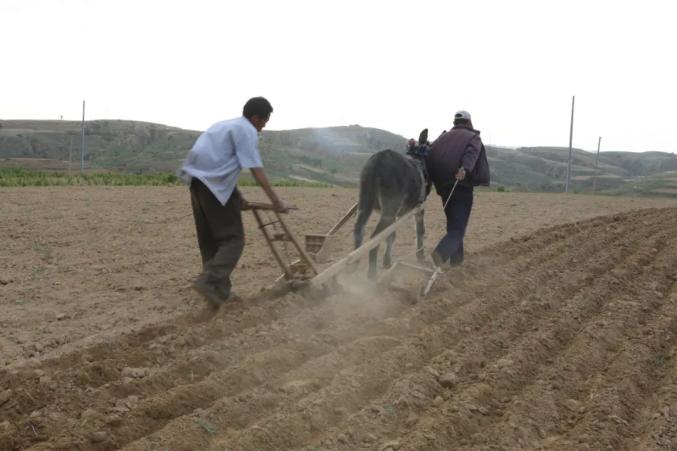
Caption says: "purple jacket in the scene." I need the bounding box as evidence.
[425,125,490,194]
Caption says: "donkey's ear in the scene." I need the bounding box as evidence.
[418,129,428,145]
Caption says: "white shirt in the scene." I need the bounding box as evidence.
[179,116,263,205]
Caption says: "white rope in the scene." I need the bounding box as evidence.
[442,179,460,211]
[398,178,459,264]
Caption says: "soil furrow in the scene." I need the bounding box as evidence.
[298,214,669,450]
[198,212,662,450]
[7,212,611,450]
[2,204,676,451]
[628,353,677,450]
[388,220,673,450]
[458,232,677,449]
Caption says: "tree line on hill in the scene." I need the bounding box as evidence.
[0,119,675,196]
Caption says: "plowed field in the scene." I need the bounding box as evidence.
[1,187,676,450]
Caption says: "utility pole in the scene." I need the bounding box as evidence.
[80,100,86,175]
[565,95,575,193]
[68,135,73,176]
[592,136,602,193]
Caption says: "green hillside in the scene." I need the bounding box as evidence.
[0,120,405,186]
[258,126,408,185]
[487,146,677,196]
[0,120,197,173]
[1,119,676,196]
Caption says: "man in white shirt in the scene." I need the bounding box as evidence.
[179,97,291,310]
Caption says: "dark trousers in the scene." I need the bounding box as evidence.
[189,179,244,296]
[433,185,474,266]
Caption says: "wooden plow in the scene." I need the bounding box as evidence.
[309,204,440,298]
[303,202,358,263]
[247,202,319,283]
[249,202,440,298]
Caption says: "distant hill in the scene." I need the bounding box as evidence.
[0,120,405,186]
[1,119,676,196]
[0,120,198,173]
[488,146,677,196]
[258,125,408,186]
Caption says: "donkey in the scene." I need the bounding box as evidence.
[354,129,432,279]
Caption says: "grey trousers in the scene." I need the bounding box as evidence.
[189,179,244,296]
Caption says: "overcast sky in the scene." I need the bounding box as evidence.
[1,0,675,152]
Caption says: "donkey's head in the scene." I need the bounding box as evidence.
[406,128,431,160]
[405,128,433,199]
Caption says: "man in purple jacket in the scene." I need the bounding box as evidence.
[425,110,490,268]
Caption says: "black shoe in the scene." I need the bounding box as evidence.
[192,278,228,310]
[431,250,446,267]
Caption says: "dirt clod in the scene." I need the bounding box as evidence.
[90,431,108,443]
[0,390,12,406]
[437,372,458,388]
[380,440,401,451]
[121,367,148,379]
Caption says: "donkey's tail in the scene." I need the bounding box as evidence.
[353,164,378,249]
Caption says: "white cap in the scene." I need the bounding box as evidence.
[454,110,472,121]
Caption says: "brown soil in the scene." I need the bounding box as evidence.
[1,186,676,450]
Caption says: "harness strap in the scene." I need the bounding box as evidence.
[407,157,429,204]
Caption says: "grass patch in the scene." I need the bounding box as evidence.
[0,168,181,187]
[653,355,668,366]
[382,403,396,416]
[0,168,330,187]
[194,418,217,435]
[237,173,330,187]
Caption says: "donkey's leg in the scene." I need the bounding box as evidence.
[415,208,426,262]
[352,192,375,272]
[354,176,375,250]
[368,213,396,279]
[354,206,371,249]
[368,244,379,280]
[384,230,396,269]
[375,199,401,275]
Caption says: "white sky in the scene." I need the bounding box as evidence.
[1,0,676,152]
